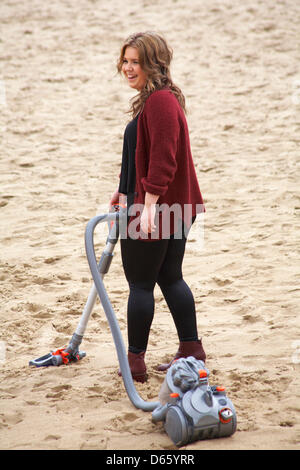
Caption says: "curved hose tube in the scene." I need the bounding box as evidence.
[85,213,160,412]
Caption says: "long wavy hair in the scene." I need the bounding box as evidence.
[117,31,186,118]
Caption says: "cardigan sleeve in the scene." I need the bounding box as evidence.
[141,91,180,196]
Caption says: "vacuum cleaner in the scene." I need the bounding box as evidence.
[152,356,237,446]
[29,206,237,445]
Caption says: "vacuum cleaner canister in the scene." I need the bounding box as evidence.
[152,357,237,447]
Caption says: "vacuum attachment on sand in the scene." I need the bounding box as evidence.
[29,335,86,367]
[152,356,237,446]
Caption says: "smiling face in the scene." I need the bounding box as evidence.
[122,46,147,91]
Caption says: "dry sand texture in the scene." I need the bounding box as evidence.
[0,0,299,450]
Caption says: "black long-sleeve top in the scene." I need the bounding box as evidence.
[118,115,139,209]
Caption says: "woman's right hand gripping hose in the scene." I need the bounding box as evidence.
[109,189,127,211]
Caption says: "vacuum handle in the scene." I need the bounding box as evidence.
[85,212,159,412]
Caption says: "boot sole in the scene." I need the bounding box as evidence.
[132,372,148,383]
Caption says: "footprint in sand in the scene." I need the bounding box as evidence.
[212,276,233,286]
[0,410,24,427]
[44,434,61,441]
[45,384,72,399]
[242,314,261,323]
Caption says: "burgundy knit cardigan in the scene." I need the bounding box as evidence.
[129,88,205,239]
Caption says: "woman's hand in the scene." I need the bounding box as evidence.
[140,192,159,234]
[109,189,126,211]
[140,204,156,234]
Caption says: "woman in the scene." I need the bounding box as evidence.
[110,32,206,383]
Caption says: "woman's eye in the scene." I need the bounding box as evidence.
[122,59,139,65]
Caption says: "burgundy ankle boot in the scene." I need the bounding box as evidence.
[118,351,147,383]
[156,339,206,372]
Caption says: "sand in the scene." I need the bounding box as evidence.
[0,0,299,450]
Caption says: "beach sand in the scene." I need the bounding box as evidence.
[0,0,299,450]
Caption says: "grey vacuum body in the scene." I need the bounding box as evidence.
[152,356,237,446]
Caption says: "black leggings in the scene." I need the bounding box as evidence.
[120,220,198,353]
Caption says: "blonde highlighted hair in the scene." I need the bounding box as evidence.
[117,31,186,118]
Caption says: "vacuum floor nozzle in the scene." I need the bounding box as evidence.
[29,348,86,367]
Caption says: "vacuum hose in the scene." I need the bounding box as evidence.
[85,212,160,412]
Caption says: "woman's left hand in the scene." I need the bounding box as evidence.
[140,204,156,234]
[140,192,159,234]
